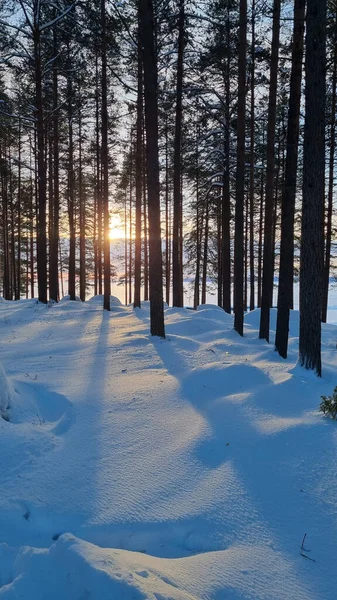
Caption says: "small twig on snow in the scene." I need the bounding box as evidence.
[300,533,316,562]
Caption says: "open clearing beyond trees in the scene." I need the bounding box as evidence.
[0,296,337,599]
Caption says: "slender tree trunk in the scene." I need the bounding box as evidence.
[165,118,170,306]
[134,26,143,309]
[49,29,59,303]
[29,145,35,298]
[299,0,326,376]
[124,190,128,305]
[172,0,184,307]
[67,59,76,301]
[48,126,53,296]
[244,193,248,311]
[201,199,209,306]
[194,200,202,310]
[101,0,111,310]
[275,0,305,357]
[94,178,98,297]
[129,134,133,305]
[139,0,165,337]
[322,13,337,323]
[194,122,201,310]
[34,22,47,303]
[8,146,15,299]
[15,113,21,300]
[257,160,264,307]
[217,198,222,308]
[234,0,247,336]
[95,53,103,296]
[143,151,149,301]
[79,99,86,302]
[222,15,231,314]
[259,0,281,341]
[1,143,10,300]
[249,0,255,311]
[59,240,64,299]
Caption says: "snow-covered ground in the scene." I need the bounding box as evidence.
[0,296,337,599]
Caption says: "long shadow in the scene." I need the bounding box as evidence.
[0,304,114,551]
[151,324,337,599]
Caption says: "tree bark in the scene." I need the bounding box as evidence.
[101,0,111,310]
[134,25,143,309]
[275,0,305,357]
[139,0,165,337]
[322,12,337,324]
[34,18,47,303]
[299,0,326,376]
[234,0,247,336]
[172,0,185,307]
[67,51,76,301]
[49,25,60,303]
[249,0,255,311]
[259,0,281,341]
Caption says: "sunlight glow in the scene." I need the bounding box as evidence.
[109,214,125,240]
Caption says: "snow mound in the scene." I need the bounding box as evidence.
[245,307,299,337]
[87,294,122,307]
[197,304,233,323]
[0,363,13,420]
[0,535,193,600]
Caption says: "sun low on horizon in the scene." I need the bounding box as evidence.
[109,213,125,241]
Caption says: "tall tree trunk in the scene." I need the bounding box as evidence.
[257,159,264,307]
[249,0,255,311]
[29,143,35,298]
[234,0,247,336]
[67,57,76,301]
[259,0,281,341]
[79,99,86,302]
[139,0,165,337]
[94,174,98,297]
[322,13,337,324]
[34,21,47,303]
[59,240,64,299]
[165,118,170,306]
[49,28,60,303]
[16,116,21,300]
[101,0,111,310]
[217,199,222,307]
[244,193,248,311]
[95,53,103,296]
[129,135,133,305]
[134,26,143,309]
[8,146,15,299]
[143,144,149,301]
[124,190,128,305]
[1,143,10,300]
[222,13,231,314]
[201,199,209,306]
[299,0,326,376]
[275,0,305,357]
[172,0,184,307]
[194,122,201,310]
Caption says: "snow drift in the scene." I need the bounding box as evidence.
[0,297,336,598]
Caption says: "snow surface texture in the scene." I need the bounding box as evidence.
[0,297,337,599]
[0,362,14,419]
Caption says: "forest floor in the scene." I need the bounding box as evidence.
[0,295,337,599]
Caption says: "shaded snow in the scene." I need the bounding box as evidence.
[0,298,336,598]
[0,362,14,419]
